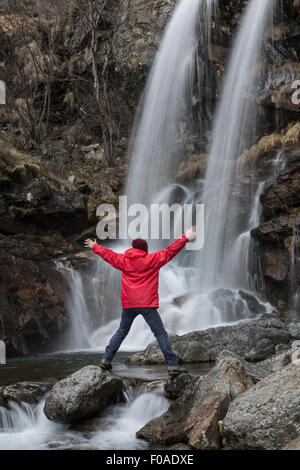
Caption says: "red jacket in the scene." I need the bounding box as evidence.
[92,235,188,308]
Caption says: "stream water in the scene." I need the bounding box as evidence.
[0,387,169,450]
[0,353,210,450]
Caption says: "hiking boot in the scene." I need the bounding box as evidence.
[168,365,188,376]
[100,358,112,371]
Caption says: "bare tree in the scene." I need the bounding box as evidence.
[75,0,123,165]
[0,0,71,145]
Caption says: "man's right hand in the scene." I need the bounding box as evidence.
[185,226,197,240]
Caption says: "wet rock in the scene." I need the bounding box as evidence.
[71,416,115,433]
[44,366,123,424]
[287,323,300,340]
[167,443,192,450]
[282,437,300,450]
[238,133,283,172]
[260,165,300,219]
[0,250,68,355]
[256,348,295,372]
[128,315,293,365]
[138,380,166,395]
[251,164,300,309]
[237,123,300,178]
[221,361,300,450]
[136,352,253,449]
[0,382,53,407]
[215,350,271,384]
[164,373,198,401]
[175,153,207,182]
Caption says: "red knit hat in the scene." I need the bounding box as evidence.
[132,238,148,253]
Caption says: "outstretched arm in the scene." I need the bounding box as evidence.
[84,238,124,270]
[152,226,197,269]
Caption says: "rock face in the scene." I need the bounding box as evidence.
[0,136,88,239]
[44,366,123,424]
[128,315,299,365]
[0,136,89,355]
[221,361,300,450]
[136,352,253,449]
[251,163,300,311]
[112,0,177,70]
[0,250,68,355]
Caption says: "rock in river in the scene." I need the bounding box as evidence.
[44,366,123,424]
[136,352,253,450]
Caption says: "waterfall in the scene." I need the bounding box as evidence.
[126,0,217,210]
[197,0,273,289]
[57,0,276,353]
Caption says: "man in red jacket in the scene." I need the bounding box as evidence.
[84,226,196,375]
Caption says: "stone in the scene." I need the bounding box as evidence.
[215,350,271,384]
[221,361,300,450]
[128,315,293,365]
[44,366,123,424]
[164,373,198,401]
[282,437,300,450]
[136,352,253,450]
[0,382,53,406]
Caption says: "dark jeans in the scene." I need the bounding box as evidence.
[104,307,179,366]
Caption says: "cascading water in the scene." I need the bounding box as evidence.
[198,0,273,288]
[0,387,169,450]
[126,0,217,208]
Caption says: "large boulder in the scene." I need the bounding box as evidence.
[221,361,300,450]
[136,353,253,450]
[44,366,123,424]
[128,315,296,365]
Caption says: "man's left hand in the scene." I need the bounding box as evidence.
[84,238,97,249]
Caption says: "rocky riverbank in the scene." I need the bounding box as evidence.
[2,326,299,450]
